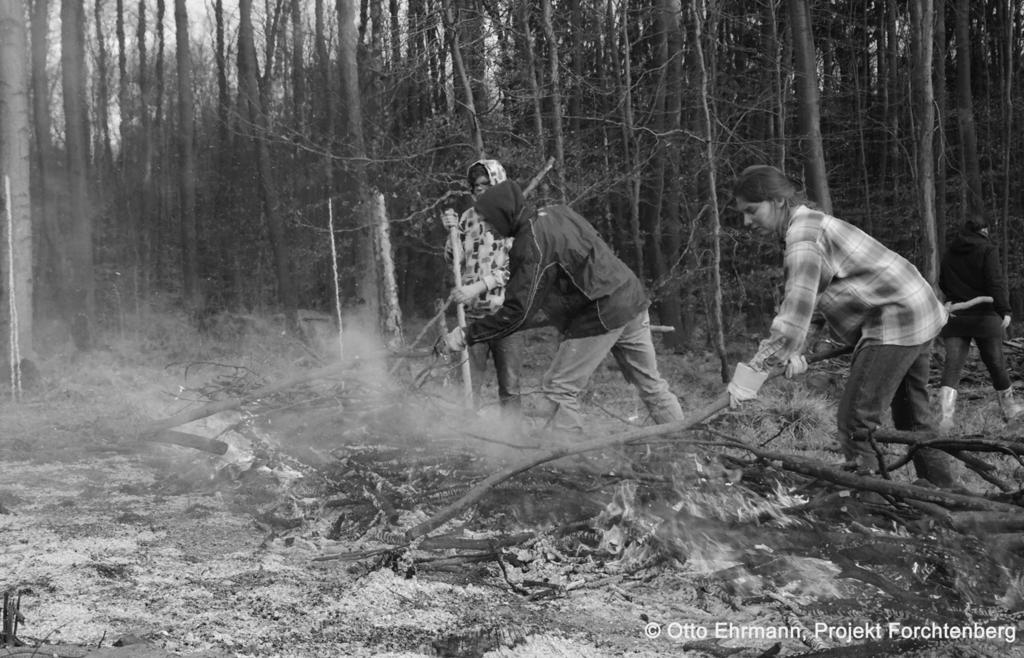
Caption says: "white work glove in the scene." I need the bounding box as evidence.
[444,327,466,353]
[452,280,488,304]
[727,362,770,408]
[785,354,808,379]
[1003,315,1012,330]
[441,208,460,230]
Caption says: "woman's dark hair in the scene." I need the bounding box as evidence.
[733,165,805,206]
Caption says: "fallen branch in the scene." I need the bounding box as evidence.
[721,443,1021,513]
[144,430,228,455]
[139,360,358,436]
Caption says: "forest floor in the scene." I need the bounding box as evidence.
[3,311,1024,657]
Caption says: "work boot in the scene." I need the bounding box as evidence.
[938,386,957,433]
[996,387,1024,421]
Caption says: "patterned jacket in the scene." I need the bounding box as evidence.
[446,159,513,320]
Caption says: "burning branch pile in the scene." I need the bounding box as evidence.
[125,346,1024,657]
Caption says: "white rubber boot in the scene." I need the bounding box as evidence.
[996,387,1024,421]
[938,386,957,433]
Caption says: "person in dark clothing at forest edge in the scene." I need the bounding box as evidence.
[443,180,684,433]
[726,164,956,488]
[937,213,1023,431]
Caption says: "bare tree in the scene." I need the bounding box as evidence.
[786,0,831,211]
[29,0,60,313]
[441,0,483,155]
[910,0,938,282]
[175,0,200,310]
[691,0,727,381]
[338,0,380,324]
[61,0,95,349]
[239,0,297,324]
[540,0,566,197]
[955,0,983,215]
[0,0,35,362]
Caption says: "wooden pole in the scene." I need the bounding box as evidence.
[448,224,474,406]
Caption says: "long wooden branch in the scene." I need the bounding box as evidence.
[855,428,1024,457]
[720,442,1021,513]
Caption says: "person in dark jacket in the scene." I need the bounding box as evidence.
[443,180,684,432]
[937,214,1022,430]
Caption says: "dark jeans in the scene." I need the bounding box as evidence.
[467,331,523,409]
[941,335,1011,391]
[837,341,953,486]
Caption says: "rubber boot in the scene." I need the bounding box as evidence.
[938,386,957,433]
[996,387,1024,421]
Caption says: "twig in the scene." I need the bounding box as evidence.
[523,157,556,197]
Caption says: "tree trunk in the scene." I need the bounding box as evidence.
[910,0,938,283]
[767,0,787,170]
[29,0,61,320]
[611,3,642,275]
[933,0,948,250]
[0,0,35,361]
[441,0,483,155]
[290,0,306,129]
[174,0,201,311]
[658,0,687,352]
[337,0,379,327]
[239,0,297,325]
[519,1,545,158]
[955,0,983,216]
[136,0,154,298]
[786,0,832,212]
[61,0,95,349]
[93,0,113,177]
[370,191,403,346]
[540,0,566,198]
[691,0,727,382]
[998,0,1012,275]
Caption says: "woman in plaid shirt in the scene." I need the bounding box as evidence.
[727,165,956,488]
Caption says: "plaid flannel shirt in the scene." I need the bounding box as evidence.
[752,206,947,367]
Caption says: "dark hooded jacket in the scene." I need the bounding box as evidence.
[463,180,649,344]
[939,224,1010,337]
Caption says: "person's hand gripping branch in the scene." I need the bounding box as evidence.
[441,207,460,231]
[785,354,808,379]
[452,281,488,304]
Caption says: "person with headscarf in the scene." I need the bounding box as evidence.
[441,160,523,420]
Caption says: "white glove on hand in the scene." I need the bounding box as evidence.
[444,327,466,353]
[452,281,488,304]
[727,362,770,408]
[785,354,808,379]
[441,208,460,230]
[1003,315,1012,330]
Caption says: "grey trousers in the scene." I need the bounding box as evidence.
[540,310,683,432]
